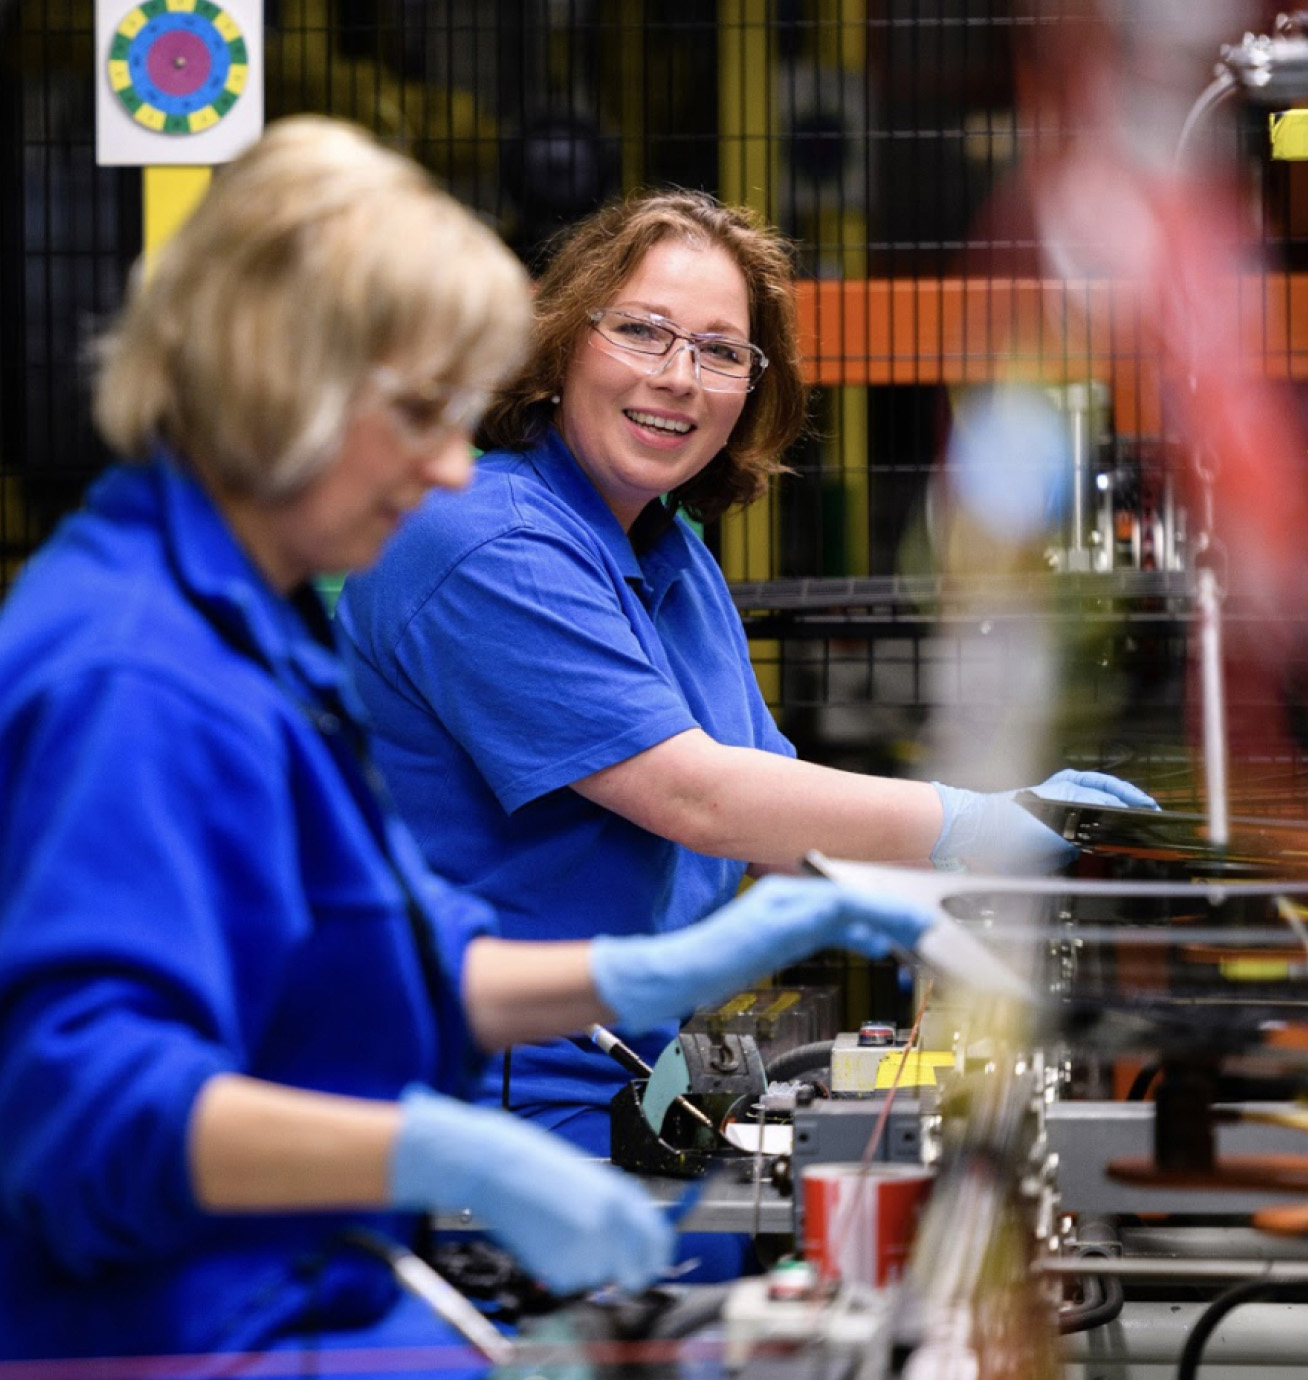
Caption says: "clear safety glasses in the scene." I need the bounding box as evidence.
[587,309,768,393]
[371,366,489,443]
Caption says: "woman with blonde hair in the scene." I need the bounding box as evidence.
[0,120,936,1365]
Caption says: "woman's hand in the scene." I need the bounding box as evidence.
[931,770,1158,874]
[589,875,935,1034]
[390,1086,673,1294]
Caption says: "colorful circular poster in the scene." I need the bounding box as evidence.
[108,1,249,136]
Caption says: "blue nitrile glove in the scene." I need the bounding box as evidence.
[931,769,1159,875]
[590,875,935,1035]
[390,1086,674,1294]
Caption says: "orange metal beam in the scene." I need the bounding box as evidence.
[796,274,1308,436]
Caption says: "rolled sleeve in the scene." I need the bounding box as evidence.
[394,528,697,813]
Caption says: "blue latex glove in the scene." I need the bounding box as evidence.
[590,875,935,1035]
[390,1086,674,1294]
[931,769,1159,875]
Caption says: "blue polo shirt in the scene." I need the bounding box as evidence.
[0,458,492,1361]
[338,429,794,1142]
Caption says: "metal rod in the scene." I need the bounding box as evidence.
[341,1230,514,1365]
[1036,1256,1308,1282]
[968,925,1308,946]
[391,1253,516,1366]
[1198,565,1230,848]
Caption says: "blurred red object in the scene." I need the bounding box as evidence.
[979,2,1308,805]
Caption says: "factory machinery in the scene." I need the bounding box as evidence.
[429,18,1308,1379]
[457,802,1308,1380]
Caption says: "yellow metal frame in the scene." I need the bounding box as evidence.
[143,165,212,265]
[718,0,781,704]
[815,0,869,578]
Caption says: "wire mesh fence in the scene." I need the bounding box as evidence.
[2,1,1304,796]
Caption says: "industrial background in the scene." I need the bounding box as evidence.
[3,0,1305,807]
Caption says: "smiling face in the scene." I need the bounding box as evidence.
[556,237,751,531]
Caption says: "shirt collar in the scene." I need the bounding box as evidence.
[527,428,643,582]
[628,499,678,554]
[530,426,692,588]
[150,452,346,701]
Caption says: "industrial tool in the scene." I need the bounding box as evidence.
[1015,792,1308,877]
[341,1229,515,1366]
[581,1023,722,1139]
[608,1030,768,1177]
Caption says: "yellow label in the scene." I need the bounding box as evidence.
[214,12,241,40]
[874,1051,953,1089]
[135,105,167,132]
[165,0,198,10]
[225,65,248,95]
[1219,957,1294,982]
[1270,111,1308,161]
[713,994,759,1017]
[188,106,220,133]
[107,60,132,92]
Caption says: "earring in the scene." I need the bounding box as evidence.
[550,393,561,405]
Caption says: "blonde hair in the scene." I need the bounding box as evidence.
[95,116,530,498]
[478,188,808,525]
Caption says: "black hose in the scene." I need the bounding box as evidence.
[1058,1271,1103,1333]
[1058,1222,1126,1336]
[1126,1063,1160,1100]
[1058,1270,1125,1335]
[1176,1279,1303,1380]
[765,1040,835,1083]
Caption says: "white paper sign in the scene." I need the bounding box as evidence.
[95,0,264,167]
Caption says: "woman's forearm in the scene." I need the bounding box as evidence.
[188,946,620,1201]
[461,936,611,1051]
[460,741,948,1052]
[573,728,944,869]
[188,1073,400,1211]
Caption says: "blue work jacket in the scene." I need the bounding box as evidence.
[0,458,492,1360]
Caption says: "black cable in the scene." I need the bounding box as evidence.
[1126,1063,1160,1100]
[1091,1274,1126,1330]
[765,1040,835,1083]
[1058,1271,1101,1333]
[1059,1225,1126,1337]
[1058,1270,1125,1335]
[1176,1278,1302,1380]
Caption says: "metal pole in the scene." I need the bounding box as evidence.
[1197,564,1229,847]
[1037,1256,1308,1282]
